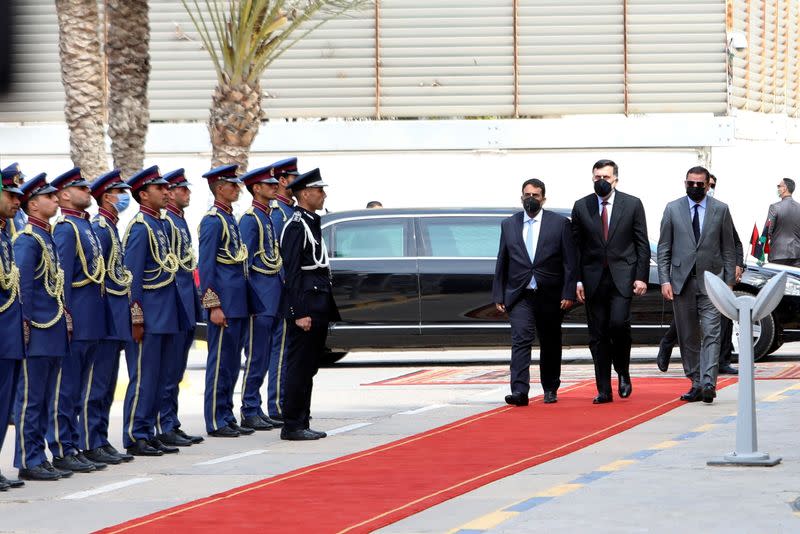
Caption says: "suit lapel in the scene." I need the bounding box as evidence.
[586,195,604,240]
[512,212,528,260]
[606,192,625,242]
[679,198,697,247]
[531,210,547,264]
[697,200,715,247]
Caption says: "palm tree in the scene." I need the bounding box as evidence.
[55,0,108,179]
[106,0,151,180]
[181,0,372,170]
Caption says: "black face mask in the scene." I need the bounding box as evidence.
[594,179,613,197]
[686,185,706,202]
[523,197,541,216]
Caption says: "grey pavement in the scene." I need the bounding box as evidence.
[0,345,798,533]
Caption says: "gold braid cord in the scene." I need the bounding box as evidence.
[99,219,133,297]
[0,258,20,314]
[57,218,106,288]
[123,213,179,291]
[213,212,248,267]
[243,209,282,275]
[17,229,66,329]
[167,216,197,272]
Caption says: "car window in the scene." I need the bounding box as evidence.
[330,218,407,258]
[420,217,501,257]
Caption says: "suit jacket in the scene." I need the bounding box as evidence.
[166,207,203,327]
[767,196,800,261]
[93,210,132,342]
[657,196,736,295]
[570,190,650,298]
[240,202,283,318]
[492,209,578,310]
[0,224,27,360]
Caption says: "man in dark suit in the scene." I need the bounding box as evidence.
[571,160,650,404]
[493,178,577,407]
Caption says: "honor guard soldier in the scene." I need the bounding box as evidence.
[279,168,340,441]
[265,157,300,421]
[50,167,108,473]
[198,164,254,438]
[159,168,204,446]
[238,166,285,431]
[1,163,28,236]
[13,174,73,481]
[122,166,188,456]
[82,170,135,465]
[0,168,27,491]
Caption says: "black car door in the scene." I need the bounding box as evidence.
[323,216,421,349]
[416,215,510,346]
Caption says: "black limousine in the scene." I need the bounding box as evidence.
[319,207,800,364]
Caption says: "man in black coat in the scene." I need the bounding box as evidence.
[493,178,577,406]
[571,159,650,404]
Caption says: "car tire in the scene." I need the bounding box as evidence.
[731,290,776,362]
[320,350,348,366]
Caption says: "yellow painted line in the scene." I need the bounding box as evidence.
[456,510,519,531]
[535,483,583,497]
[788,384,800,391]
[596,460,636,472]
[193,340,208,351]
[693,423,718,432]
[651,440,680,450]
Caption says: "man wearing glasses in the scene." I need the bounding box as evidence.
[657,166,736,404]
[766,178,800,267]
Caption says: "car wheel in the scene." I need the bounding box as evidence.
[731,291,776,362]
[320,350,348,366]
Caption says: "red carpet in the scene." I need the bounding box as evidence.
[100,377,732,534]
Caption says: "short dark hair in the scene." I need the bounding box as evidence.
[366,200,382,208]
[592,159,618,177]
[246,184,255,197]
[521,178,546,197]
[686,166,710,182]
[783,178,796,193]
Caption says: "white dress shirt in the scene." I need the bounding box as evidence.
[523,210,542,289]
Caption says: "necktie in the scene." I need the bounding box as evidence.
[601,201,609,241]
[692,204,701,242]
[525,218,536,262]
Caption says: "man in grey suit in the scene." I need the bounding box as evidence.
[657,166,736,403]
[766,178,800,266]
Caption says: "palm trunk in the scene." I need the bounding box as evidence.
[106,0,150,180]
[55,0,107,179]
[209,79,262,171]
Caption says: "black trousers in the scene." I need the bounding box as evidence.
[585,269,632,397]
[283,319,328,432]
[661,317,734,366]
[507,288,563,397]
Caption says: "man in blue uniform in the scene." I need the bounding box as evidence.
[82,170,135,465]
[266,157,299,422]
[0,168,27,490]
[198,164,254,438]
[1,164,28,236]
[238,165,285,431]
[122,166,188,456]
[158,168,204,447]
[279,168,340,441]
[13,174,73,481]
[50,167,108,473]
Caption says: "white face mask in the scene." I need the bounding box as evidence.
[706,188,715,198]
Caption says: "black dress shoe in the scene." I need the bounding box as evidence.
[84,447,122,465]
[0,472,25,488]
[267,414,284,423]
[543,391,557,404]
[19,463,61,481]
[102,444,134,462]
[280,428,321,441]
[680,386,702,402]
[175,428,204,444]
[126,439,164,457]
[157,430,193,447]
[719,364,738,375]
[209,425,240,438]
[53,454,96,473]
[0,480,8,491]
[77,452,107,470]
[307,428,327,438]
[504,393,529,407]
[618,376,632,398]
[228,421,255,436]
[44,461,73,478]
[259,414,284,428]
[148,438,179,454]
[593,394,613,404]
[657,344,672,372]
[240,415,273,431]
[702,385,716,403]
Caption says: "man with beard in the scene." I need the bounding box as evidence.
[571,160,650,404]
[657,166,736,404]
[492,178,577,407]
